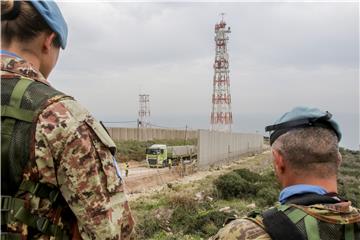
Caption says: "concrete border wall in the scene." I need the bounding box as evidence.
[197,130,263,169]
[107,127,197,142]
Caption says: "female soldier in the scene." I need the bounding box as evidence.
[1,1,134,239]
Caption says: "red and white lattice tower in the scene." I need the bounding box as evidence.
[211,14,233,132]
[138,94,150,128]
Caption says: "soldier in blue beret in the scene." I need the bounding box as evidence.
[211,106,360,240]
[1,1,134,239]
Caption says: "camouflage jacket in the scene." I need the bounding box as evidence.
[1,55,134,239]
[210,201,360,240]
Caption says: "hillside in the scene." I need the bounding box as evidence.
[129,148,359,240]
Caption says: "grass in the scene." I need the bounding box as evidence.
[115,139,197,162]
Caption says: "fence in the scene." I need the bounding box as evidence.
[197,130,263,169]
[107,127,197,142]
[108,128,264,169]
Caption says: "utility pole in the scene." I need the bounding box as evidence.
[184,125,188,145]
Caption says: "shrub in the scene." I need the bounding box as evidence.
[190,210,235,237]
[214,172,256,199]
[213,168,281,207]
[168,193,197,212]
[256,187,278,207]
[338,180,359,207]
[136,214,162,239]
[171,208,235,238]
[233,168,263,183]
[338,148,360,207]
[170,206,198,233]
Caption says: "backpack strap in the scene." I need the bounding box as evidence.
[345,223,355,240]
[17,179,61,204]
[262,207,306,240]
[303,214,320,240]
[1,77,34,172]
[262,194,357,240]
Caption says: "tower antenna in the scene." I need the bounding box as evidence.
[220,12,225,21]
[138,94,150,128]
[210,14,233,132]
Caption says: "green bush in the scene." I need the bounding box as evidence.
[233,168,263,183]
[214,172,256,199]
[214,169,281,208]
[171,207,234,238]
[338,148,360,207]
[256,187,278,207]
[338,180,360,207]
[136,214,162,239]
[171,206,198,233]
[189,210,235,237]
[168,193,198,212]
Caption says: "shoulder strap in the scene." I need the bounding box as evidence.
[262,207,306,240]
[1,77,35,121]
[1,77,34,134]
[1,77,35,195]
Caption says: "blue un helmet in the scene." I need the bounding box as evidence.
[265,106,342,145]
[28,0,68,49]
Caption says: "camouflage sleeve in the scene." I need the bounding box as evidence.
[209,218,271,240]
[35,99,134,240]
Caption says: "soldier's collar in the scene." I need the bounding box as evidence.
[1,54,50,86]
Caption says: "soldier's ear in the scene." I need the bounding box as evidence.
[336,151,342,168]
[272,149,286,174]
[42,32,57,53]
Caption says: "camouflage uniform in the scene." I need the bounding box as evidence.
[1,55,134,239]
[210,201,360,240]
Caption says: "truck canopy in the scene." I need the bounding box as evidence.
[148,144,167,150]
[167,145,197,157]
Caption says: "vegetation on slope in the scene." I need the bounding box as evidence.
[338,148,360,206]
[130,148,359,239]
[131,153,274,239]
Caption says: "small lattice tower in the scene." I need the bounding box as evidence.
[138,94,150,128]
[211,14,233,132]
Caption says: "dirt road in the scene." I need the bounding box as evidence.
[123,165,183,193]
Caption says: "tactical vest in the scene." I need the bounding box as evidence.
[247,194,360,240]
[1,75,73,240]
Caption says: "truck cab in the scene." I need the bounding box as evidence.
[146,144,168,168]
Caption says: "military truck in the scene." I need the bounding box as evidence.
[146,144,197,168]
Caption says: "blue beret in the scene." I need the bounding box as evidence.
[29,0,68,49]
[265,106,341,145]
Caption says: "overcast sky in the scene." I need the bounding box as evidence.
[52,2,359,149]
